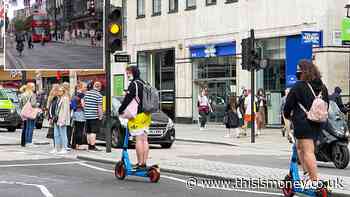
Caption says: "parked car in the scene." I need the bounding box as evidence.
[96,97,175,148]
[0,88,22,132]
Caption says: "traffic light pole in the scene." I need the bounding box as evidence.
[105,0,112,153]
[250,29,256,143]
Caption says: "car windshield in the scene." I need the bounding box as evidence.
[0,89,19,102]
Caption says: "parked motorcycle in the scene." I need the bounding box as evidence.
[315,101,350,169]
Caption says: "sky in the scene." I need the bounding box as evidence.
[7,0,39,19]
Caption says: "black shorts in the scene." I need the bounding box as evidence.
[85,119,102,134]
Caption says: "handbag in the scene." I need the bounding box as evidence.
[21,96,41,120]
[120,82,140,119]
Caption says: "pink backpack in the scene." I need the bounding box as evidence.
[298,83,328,123]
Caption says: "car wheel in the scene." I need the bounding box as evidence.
[161,143,173,149]
[7,127,16,132]
[111,127,124,148]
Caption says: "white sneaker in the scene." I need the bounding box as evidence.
[58,149,68,154]
[49,149,57,154]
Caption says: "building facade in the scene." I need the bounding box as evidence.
[119,0,350,124]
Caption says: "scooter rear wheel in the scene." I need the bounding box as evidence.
[115,161,126,180]
[148,167,160,183]
[316,187,331,197]
[282,174,295,197]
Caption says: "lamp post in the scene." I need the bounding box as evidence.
[54,0,57,41]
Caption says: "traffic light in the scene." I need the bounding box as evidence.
[88,0,96,16]
[108,7,122,53]
[241,38,254,70]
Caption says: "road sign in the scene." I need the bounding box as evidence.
[114,55,130,63]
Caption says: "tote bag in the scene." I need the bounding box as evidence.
[120,82,140,120]
[21,96,41,120]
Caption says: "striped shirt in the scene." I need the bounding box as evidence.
[84,89,103,120]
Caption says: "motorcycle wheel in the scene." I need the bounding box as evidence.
[332,144,350,169]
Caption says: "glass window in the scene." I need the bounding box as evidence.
[153,0,161,15]
[226,0,238,3]
[137,0,145,17]
[193,56,236,80]
[33,15,47,21]
[186,0,196,9]
[169,0,178,13]
[206,0,216,5]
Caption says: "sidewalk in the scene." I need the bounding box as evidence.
[51,39,102,47]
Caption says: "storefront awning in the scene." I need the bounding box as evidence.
[190,42,236,58]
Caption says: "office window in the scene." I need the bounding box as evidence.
[169,0,178,13]
[206,0,216,6]
[137,0,145,18]
[153,0,161,15]
[186,0,196,9]
[226,0,238,3]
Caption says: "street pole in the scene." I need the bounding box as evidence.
[250,29,256,143]
[54,0,57,41]
[21,71,26,85]
[105,0,112,153]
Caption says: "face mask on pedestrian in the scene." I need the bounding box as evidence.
[128,75,134,81]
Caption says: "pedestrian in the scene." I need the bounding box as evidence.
[71,82,87,150]
[284,59,329,183]
[19,82,38,147]
[89,29,96,47]
[237,89,248,135]
[27,31,33,49]
[281,88,294,143]
[62,82,73,148]
[197,87,212,130]
[41,31,45,46]
[19,85,27,147]
[329,86,349,113]
[244,89,258,135]
[224,96,240,138]
[84,81,103,151]
[71,30,76,45]
[52,85,71,154]
[256,88,267,134]
[47,84,60,152]
[119,66,152,169]
[64,29,70,44]
[96,31,102,47]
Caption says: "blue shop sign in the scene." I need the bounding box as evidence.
[301,31,323,47]
[190,42,236,58]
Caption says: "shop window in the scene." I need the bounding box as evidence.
[152,0,161,16]
[169,0,178,13]
[225,0,238,3]
[137,0,145,18]
[206,0,216,6]
[186,0,196,10]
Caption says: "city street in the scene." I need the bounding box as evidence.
[5,38,103,70]
[0,126,349,196]
[0,142,275,197]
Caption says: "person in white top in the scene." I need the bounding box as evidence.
[197,87,212,130]
[244,89,259,135]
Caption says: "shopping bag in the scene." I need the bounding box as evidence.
[120,98,139,119]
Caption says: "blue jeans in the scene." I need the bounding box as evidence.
[54,124,68,149]
[25,119,35,144]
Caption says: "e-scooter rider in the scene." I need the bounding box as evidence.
[119,66,151,170]
[283,60,329,184]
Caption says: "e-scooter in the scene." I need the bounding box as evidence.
[114,128,160,183]
[282,144,331,197]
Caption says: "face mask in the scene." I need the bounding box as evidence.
[128,75,134,81]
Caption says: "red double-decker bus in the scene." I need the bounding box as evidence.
[25,12,50,42]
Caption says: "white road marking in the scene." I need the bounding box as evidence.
[79,162,283,196]
[0,181,54,197]
[0,161,85,168]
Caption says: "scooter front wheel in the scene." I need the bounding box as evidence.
[148,167,160,183]
[115,161,126,180]
[282,174,295,197]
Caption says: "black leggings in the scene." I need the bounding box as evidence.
[73,121,85,146]
[199,112,208,128]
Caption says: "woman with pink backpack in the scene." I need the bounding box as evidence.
[283,60,329,185]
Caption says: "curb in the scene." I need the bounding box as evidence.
[176,138,238,147]
[77,155,350,197]
[0,142,50,146]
